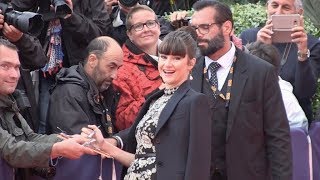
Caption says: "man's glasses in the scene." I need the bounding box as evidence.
[190,22,220,34]
[129,20,159,32]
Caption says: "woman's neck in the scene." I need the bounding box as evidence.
[140,43,158,56]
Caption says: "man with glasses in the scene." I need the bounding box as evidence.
[0,38,94,180]
[240,0,320,123]
[189,1,292,180]
[112,5,163,131]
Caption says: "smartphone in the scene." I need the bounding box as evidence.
[271,14,300,43]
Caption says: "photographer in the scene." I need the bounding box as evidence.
[11,0,111,133]
[108,0,139,45]
[145,0,198,16]
[0,6,47,132]
[0,38,94,180]
[240,0,320,123]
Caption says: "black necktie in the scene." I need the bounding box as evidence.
[209,62,221,96]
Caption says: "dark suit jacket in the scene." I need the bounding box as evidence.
[118,81,212,180]
[191,49,292,180]
[240,27,320,121]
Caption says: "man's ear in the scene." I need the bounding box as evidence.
[298,8,303,15]
[87,54,98,68]
[222,20,233,36]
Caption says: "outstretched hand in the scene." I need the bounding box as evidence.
[51,136,95,159]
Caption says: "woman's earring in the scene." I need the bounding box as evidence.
[189,74,193,80]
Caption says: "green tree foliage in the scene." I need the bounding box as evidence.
[303,0,320,28]
[231,3,267,35]
[219,0,267,4]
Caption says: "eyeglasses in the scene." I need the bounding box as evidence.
[190,22,220,34]
[129,20,159,32]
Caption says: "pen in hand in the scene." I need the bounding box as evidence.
[57,127,71,139]
[87,125,101,138]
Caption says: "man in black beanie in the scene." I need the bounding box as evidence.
[107,0,139,45]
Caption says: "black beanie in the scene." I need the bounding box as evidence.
[119,0,139,7]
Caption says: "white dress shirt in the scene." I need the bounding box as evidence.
[279,77,308,131]
[205,43,236,91]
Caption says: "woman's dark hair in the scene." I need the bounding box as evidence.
[246,41,281,73]
[158,30,197,59]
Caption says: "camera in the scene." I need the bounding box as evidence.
[271,14,300,43]
[0,2,44,36]
[51,0,72,18]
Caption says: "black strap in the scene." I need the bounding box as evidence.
[124,39,158,68]
[135,153,156,159]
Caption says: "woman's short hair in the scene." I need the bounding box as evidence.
[158,30,197,59]
[125,5,158,31]
[246,41,281,73]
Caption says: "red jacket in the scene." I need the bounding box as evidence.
[113,43,162,130]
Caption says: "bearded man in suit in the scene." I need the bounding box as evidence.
[189,1,292,180]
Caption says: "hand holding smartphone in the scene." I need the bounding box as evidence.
[271,14,300,43]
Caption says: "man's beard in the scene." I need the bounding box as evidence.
[198,31,225,56]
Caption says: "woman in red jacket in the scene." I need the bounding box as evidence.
[113,5,163,131]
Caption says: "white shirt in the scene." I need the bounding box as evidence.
[112,9,124,27]
[205,43,236,91]
[279,77,308,131]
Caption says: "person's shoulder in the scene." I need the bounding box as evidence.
[238,50,274,70]
[241,27,260,34]
[240,27,261,44]
[307,34,320,48]
[186,88,208,101]
[51,66,88,95]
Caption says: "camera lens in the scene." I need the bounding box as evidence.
[5,11,44,36]
[51,0,72,18]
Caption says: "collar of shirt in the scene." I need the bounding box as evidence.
[278,76,294,92]
[204,42,236,90]
[113,10,124,27]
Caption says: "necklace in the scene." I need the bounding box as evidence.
[281,43,292,66]
[164,86,179,95]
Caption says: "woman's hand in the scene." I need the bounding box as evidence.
[81,125,105,149]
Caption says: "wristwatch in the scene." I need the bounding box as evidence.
[297,49,310,60]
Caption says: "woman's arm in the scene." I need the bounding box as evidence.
[82,125,135,167]
[100,139,135,167]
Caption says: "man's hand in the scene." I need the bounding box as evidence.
[2,23,23,42]
[0,9,23,42]
[169,10,189,28]
[51,136,95,159]
[257,19,273,44]
[0,13,4,30]
[104,0,118,14]
[291,16,308,61]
